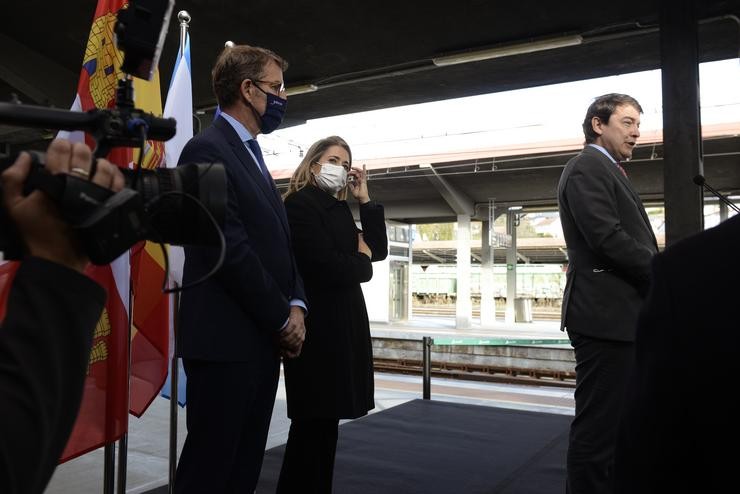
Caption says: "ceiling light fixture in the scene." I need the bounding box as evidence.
[285,84,318,96]
[432,35,583,67]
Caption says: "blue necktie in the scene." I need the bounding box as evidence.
[246,139,271,183]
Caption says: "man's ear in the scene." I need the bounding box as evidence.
[591,116,604,137]
[240,79,254,103]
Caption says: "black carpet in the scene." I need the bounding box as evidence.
[147,399,570,493]
[257,399,570,494]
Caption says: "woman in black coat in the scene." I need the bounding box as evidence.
[276,136,388,493]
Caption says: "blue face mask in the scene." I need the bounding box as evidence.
[253,84,287,134]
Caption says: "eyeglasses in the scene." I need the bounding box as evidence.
[254,79,285,94]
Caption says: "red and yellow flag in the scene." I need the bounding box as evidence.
[66,0,171,420]
[0,262,19,321]
[47,0,132,462]
[63,0,170,424]
[58,0,132,462]
[129,72,170,418]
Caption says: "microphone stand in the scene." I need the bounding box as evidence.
[693,175,740,214]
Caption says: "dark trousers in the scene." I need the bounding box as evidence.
[174,358,279,494]
[276,418,340,494]
[566,332,633,494]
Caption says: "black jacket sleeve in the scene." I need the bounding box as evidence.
[0,258,106,494]
[360,201,388,262]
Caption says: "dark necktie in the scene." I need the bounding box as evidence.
[246,139,271,183]
[615,161,627,178]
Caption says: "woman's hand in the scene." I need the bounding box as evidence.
[348,164,370,204]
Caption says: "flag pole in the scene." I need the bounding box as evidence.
[117,258,135,494]
[168,11,191,492]
[103,443,115,493]
[168,291,181,493]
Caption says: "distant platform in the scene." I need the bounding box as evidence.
[371,315,569,345]
[371,316,576,385]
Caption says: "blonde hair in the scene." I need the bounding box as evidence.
[283,136,352,200]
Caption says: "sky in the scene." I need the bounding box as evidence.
[259,59,740,171]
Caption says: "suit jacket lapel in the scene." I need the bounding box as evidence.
[620,177,657,249]
[214,118,291,237]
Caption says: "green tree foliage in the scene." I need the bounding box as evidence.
[416,223,456,241]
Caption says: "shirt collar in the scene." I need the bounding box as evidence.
[587,143,617,163]
[220,111,255,143]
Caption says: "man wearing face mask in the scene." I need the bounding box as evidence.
[174,44,307,493]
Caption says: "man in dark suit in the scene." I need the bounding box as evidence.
[1,139,124,493]
[614,213,740,493]
[557,93,658,493]
[174,45,306,493]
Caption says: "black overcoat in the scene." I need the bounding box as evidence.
[283,184,388,419]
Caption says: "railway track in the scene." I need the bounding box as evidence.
[373,357,576,388]
[378,305,571,387]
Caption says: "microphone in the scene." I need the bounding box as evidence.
[693,174,740,213]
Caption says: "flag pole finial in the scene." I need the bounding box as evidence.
[178,11,191,57]
[178,10,191,25]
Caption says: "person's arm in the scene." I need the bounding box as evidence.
[2,142,124,272]
[0,258,105,494]
[349,163,387,261]
[0,139,121,493]
[359,201,388,262]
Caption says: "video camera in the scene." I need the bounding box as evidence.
[0,0,226,266]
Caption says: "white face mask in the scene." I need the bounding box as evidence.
[313,163,348,194]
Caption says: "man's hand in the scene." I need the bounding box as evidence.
[279,305,306,358]
[1,139,125,272]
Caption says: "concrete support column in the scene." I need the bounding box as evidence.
[505,209,518,324]
[480,220,496,327]
[456,215,471,329]
[660,0,703,244]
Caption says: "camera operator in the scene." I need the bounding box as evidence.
[0,139,124,494]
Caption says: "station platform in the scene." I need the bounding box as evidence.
[45,316,575,494]
[371,315,569,345]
